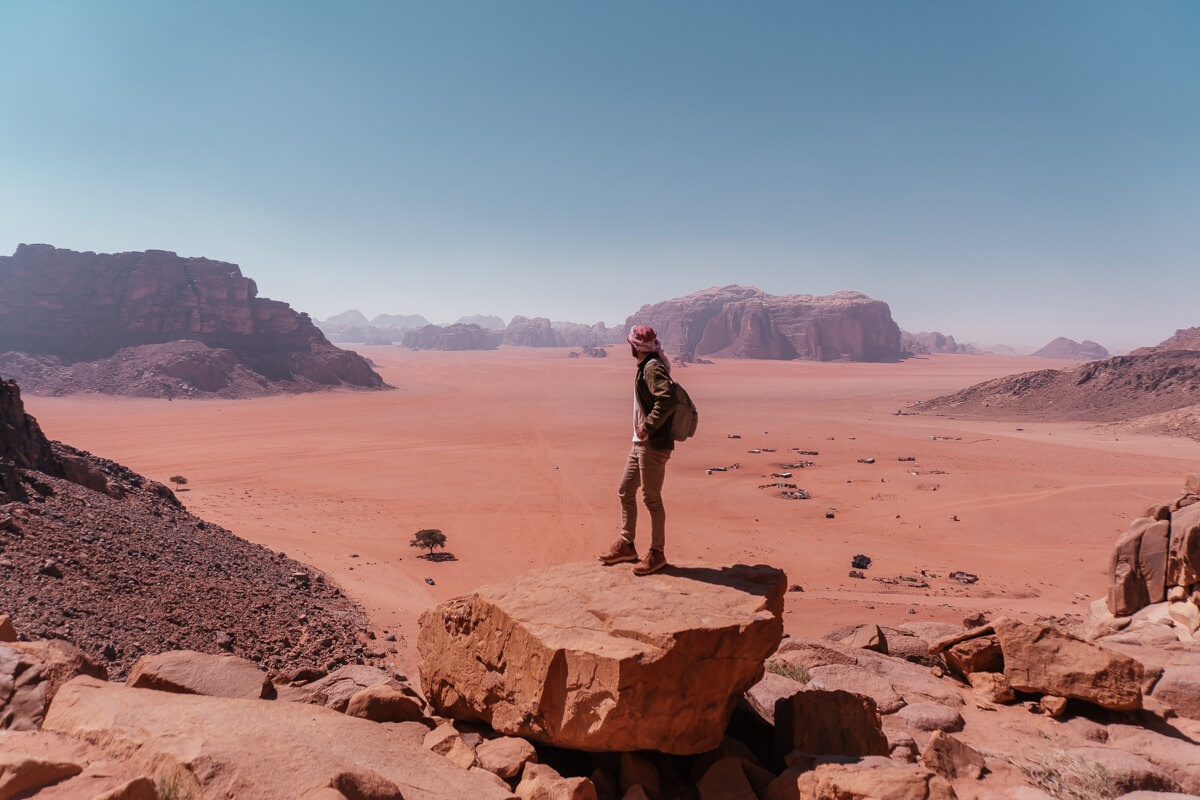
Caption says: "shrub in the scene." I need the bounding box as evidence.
[766,660,810,683]
[169,475,188,487]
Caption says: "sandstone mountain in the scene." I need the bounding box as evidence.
[401,323,500,351]
[901,331,978,355]
[626,285,903,361]
[1131,326,1200,356]
[1031,336,1110,360]
[0,377,372,679]
[0,245,386,397]
[317,311,431,344]
[913,350,1200,424]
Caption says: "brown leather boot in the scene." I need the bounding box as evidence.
[633,549,667,576]
[598,539,638,565]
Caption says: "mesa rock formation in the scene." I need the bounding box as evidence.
[912,350,1200,425]
[501,316,564,347]
[401,323,500,350]
[0,245,386,397]
[0,378,372,680]
[626,286,903,362]
[418,562,786,754]
[1031,337,1111,360]
[900,332,978,356]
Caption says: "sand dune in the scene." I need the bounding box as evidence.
[25,348,1200,675]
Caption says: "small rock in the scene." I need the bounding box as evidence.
[423,723,477,770]
[968,671,1015,704]
[920,730,985,780]
[896,702,964,733]
[39,560,63,578]
[1039,695,1069,717]
[516,762,598,800]
[345,685,425,723]
[475,736,537,779]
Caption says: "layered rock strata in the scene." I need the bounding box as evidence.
[625,285,902,362]
[418,562,786,754]
[0,244,385,397]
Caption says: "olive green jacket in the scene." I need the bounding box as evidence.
[634,355,677,451]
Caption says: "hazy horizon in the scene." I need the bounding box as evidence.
[3,1,1197,352]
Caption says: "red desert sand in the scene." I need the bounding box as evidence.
[25,348,1200,675]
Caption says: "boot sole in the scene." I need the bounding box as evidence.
[599,554,639,565]
[633,561,667,576]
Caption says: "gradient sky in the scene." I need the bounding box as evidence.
[2,1,1197,350]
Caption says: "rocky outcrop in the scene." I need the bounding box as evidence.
[0,245,386,397]
[1131,326,1200,355]
[0,379,372,679]
[44,676,516,800]
[502,316,564,347]
[913,351,1200,422]
[900,332,977,355]
[402,323,500,351]
[1031,337,1110,360]
[553,321,624,348]
[418,562,785,754]
[626,286,902,362]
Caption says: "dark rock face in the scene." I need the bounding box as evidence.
[914,351,1200,422]
[401,324,499,351]
[0,245,386,396]
[502,316,563,347]
[1032,337,1110,360]
[901,331,977,355]
[625,286,902,362]
[0,378,371,678]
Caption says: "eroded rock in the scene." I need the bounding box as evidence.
[126,650,275,699]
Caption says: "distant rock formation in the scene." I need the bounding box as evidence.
[912,350,1200,423]
[316,311,430,344]
[553,321,625,348]
[0,245,386,397]
[501,316,563,347]
[1031,337,1110,360]
[901,331,978,355]
[1130,326,1200,356]
[456,314,506,330]
[626,285,902,362]
[401,323,499,351]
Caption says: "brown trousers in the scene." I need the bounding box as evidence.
[618,443,671,552]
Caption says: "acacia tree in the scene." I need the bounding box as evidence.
[410,528,447,557]
[169,475,188,488]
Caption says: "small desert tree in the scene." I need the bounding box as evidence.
[169,475,189,488]
[410,528,447,557]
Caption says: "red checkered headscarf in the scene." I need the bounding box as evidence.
[627,324,662,354]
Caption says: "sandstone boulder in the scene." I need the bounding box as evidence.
[44,676,516,800]
[419,562,785,754]
[1,640,107,730]
[476,736,537,779]
[806,664,904,713]
[994,618,1143,710]
[424,722,477,770]
[126,649,275,699]
[773,689,889,760]
[896,702,964,733]
[766,758,957,800]
[1110,519,1171,615]
[745,672,806,724]
[920,730,984,780]
[1147,665,1200,720]
[942,635,1003,678]
[1167,504,1200,587]
[295,665,417,713]
[967,672,1014,704]
[345,685,425,723]
[0,615,15,643]
[515,762,597,800]
[0,729,155,800]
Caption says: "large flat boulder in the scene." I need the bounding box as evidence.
[994,618,1143,710]
[1167,504,1200,588]
[0,729,155,800]
[418,562,785,754]
[43,676,516,800]
[126,650,275,699]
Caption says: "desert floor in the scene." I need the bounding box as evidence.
[26,348,1200,675]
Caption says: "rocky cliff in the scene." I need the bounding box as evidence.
[626,286,902,362]
[1031,337,1110,360]
[0,245,386,397]
[912,350,1200,423]
[1131,326,1200,356]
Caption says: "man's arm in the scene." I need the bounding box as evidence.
[640,361,678,436]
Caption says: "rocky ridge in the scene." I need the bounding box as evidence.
[1131,326,1200,356]
[0,245,386,398]
[0,378,373,681]
[401,323,500,351]
[901,332,978,356]
[626,285,903,362]
[912,350,1200,426]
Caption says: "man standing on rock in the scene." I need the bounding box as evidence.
[599,324,677,576]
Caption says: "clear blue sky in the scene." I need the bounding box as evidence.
[2,1,1197,350]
